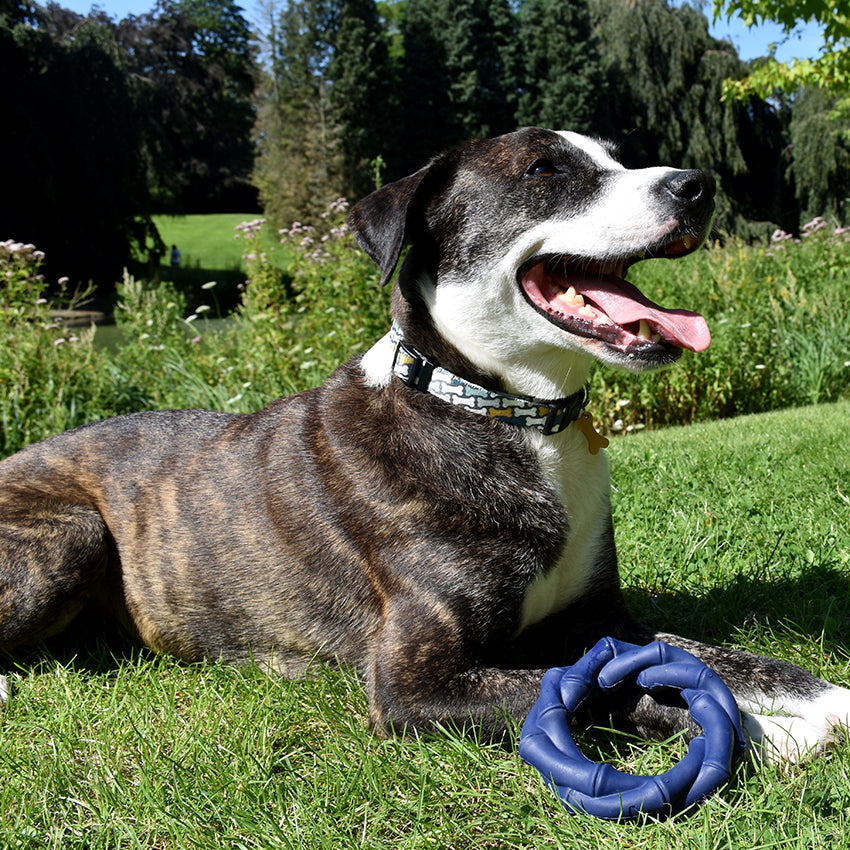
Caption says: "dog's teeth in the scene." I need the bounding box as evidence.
[651,333,661,342]
[683,234,697,249]
[578,305,595,318]
[557,286,586,308]
[637,319,652,340]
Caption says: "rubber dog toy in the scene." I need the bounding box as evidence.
[519,638,746,821]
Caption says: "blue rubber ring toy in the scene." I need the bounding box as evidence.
[519,638,746,821]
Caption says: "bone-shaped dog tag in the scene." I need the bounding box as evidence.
[574,412,609,455]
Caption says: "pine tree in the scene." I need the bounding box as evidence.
[516,0,609,135]
[396,0,455,174]
[435,0,517,139]
[252,0,343,227]
[396,0,518,175]
[327,0,397,198]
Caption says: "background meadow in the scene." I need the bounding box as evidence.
[1,211,849,847]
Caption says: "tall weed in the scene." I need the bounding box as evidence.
[593,219,850,432]
[235,201,387,390]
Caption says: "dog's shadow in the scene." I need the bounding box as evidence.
[624,562,850,672]
[1,620,155,683]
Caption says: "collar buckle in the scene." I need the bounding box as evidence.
[541,387,588,435]
[391,339,435,392]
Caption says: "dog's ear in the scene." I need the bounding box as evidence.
[347,165,433,287]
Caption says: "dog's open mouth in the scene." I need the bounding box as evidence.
[519,236,711,356]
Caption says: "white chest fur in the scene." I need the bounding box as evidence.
[517,424,612,633]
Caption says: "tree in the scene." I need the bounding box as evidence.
[787,87,850,223]
[252,0,344,227]
[515,0,609,135]
[394,0,518,175]
[590,0,789,233]
[327,0,397,198]
[434,0,518,139]
[713,1,850,117]
[395,0,456,173]
[115,0,257,212]
[0,7,153,285]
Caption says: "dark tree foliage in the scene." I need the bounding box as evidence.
[788,87,850,224]
[259,0,831,232]
[1,0,257,287]
[0,6,151,285]
[394,0,518,175]
[434,0,517,136]
[516,0,610,136]
[327,0,398,198]
[395,0,457,172]
[115,0,257,213]
[589,0,789,234]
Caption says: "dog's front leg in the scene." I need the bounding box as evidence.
[650,632,850,763]
[365,597,545,739]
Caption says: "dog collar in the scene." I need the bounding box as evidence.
[386,323,588,436]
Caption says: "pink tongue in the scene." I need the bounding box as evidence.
[579,276,711,352]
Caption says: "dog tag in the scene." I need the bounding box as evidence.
[574,412,609,455]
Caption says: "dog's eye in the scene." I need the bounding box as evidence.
[526,158,557,178]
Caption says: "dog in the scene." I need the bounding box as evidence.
[1,127,848,762]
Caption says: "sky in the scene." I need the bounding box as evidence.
[56,0,827,64]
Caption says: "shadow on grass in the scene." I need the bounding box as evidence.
[2,619,156,682]
[624,562,850,663]
[124,259,248,317]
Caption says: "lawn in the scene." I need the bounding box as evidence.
[153,212,252,271]
[126,214,295,316]
[152,213,292,274]
[2,206,850,847]
[2,401,849,848]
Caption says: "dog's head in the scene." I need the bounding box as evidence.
[349,128,714,397]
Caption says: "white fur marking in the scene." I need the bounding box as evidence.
[739,684,850,764]
[517,425,611,631]
[359,330,396,388]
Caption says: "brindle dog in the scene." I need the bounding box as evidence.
[1,128,848,760]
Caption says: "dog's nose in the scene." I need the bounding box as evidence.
[663,170,715,206]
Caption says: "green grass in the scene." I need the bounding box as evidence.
[122,214,295,317]
[2,401,850,848]
[152,213,292,273]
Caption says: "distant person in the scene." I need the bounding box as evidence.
[170,244,181,268]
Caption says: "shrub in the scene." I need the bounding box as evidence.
[0,240,103,454]
[226,202,387,394]
[592,220,850,432]
[2,211,848,458]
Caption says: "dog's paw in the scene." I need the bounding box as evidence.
[740,687,850,764]
[742,712,839,763]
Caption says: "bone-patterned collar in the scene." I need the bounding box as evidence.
[378,323,588,436]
